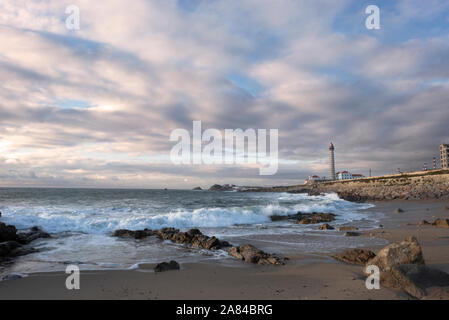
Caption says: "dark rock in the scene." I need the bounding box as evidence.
[16,226,50,244]
[154,260,180,272]
[344,232,361,236]
[418,220,431,226]
[2,273,23,281]
[192,187,202,190]
[338,226,359,231]
[0,241,21,257]
[332,249,376,265]
[227,244,285,265]
[296,213,336,224]
[270,212,335,224]
[307,189,323,196]
[112,228,155,239]
[9,246,39,257]
[113,227,230,250]
[432,218,449,228]
[395,208,404,213]
[209,184,235,191]
[365,236,424,273]
[0,223,17,242]
[336,192,369,202]
[319,224,334,230]
[0,211,2,217]
[381,264,449,299]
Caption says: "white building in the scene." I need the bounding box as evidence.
[441,144,449,169]
[336,171,365,180]
[336,171,352,180]
[305,175,325,183]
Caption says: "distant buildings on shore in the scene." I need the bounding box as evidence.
[441,144,449,169]
[305,143,365,183]
[306,143,449,184]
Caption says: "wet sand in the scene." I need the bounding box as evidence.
[0,200,448,300]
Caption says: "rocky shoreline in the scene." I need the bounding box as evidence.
[209,169,449,201]
[0,222,50,263]
[113,227,286,265]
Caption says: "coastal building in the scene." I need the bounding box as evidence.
[336,171,365,180]
[329,142,336,180]
[441,144,449,169]
[336,171,352,180]
[305,175,326,183]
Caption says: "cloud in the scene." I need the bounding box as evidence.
[0,0,448,188]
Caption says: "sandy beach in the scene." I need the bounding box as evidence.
[1,199,448,300]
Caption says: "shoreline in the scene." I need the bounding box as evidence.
[1,199,448,299]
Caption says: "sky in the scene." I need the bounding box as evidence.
[0,0,449,189]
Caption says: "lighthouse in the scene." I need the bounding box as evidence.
[329,142,336,180]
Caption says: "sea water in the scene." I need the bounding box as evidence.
[0,188,387,274]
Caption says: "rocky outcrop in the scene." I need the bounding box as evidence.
[227,244,285,265]
[332,249,376,265]
[318,224,334,230]
[209,184,236,191]
[157,228,231,250]
[113,227,286,265]
[432,218,449,228]
[338,226,358,231]
[334,237,449,299]
[418,220,431,226]
[16,227,50,244]
[112,228,156,239]
[114,227,230,250]
[382,264,449,299]
[365,236,424,272]
[312,170,449,201]
[0,223,49,260]
[0,241,21,257]
[0,223,17,242]
[154,260,180,272]
[270,212,335,224]
[192,187,202,190]
[344,232,361,236]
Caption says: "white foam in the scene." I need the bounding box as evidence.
[0,192,374,235]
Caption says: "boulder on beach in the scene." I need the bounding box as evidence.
[432,218,449,228]
[0,222,17,242]
[113,227,230,250]
[382,264,449,299]
[338,226,358,231]
[112,228,156,239]
[395,208,404,213]
[319,224,334,230]
[365,236,424,273]
[154,260,180,273]
[0,241,21,257]
[16,226,51,244]
[227,244,285,265]
[344,232,361,237]
[270,212,335,224]
[418,220,431,226]
[332,249,376,265]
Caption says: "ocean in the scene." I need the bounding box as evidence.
[0,188,387,274]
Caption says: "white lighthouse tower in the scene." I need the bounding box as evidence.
[329,142,336,180]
